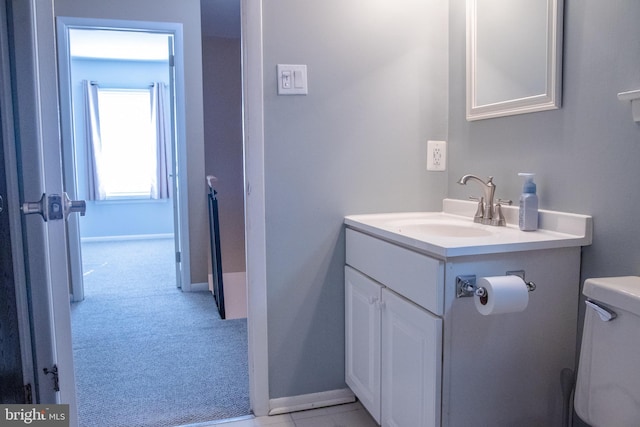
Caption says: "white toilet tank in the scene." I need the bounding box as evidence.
[574,276,640,427]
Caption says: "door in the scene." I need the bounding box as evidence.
[166,35,183,289]
[1,0,38,404]
[381,288,442,427]
[5,0,78,423]
[345,266,382,424]
[0,53,23,404]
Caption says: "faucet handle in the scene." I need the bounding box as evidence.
[491,204,506,226]
[469,196,484,222]
[492,199,512,226]
[491,199,512,226]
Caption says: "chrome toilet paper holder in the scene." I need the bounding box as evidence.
[456,270,537,299]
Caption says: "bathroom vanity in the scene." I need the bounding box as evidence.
[344,199,592,427]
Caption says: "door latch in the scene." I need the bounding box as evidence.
[22,193,86,221]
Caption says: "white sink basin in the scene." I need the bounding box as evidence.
[344,199,593,258]
[387,218,494,238]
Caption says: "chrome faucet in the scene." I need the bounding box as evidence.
[457,174,509,226]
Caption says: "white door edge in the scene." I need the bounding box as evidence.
[241,0,270,417]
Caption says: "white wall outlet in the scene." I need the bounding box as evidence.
[426,140,446,171]
[277,64,308,95]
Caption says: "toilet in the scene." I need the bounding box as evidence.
[574,276,640,427]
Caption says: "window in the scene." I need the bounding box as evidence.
[97,88,154,199]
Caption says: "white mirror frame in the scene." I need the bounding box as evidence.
[466,0,563,121]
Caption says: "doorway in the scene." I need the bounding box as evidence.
[57,20,188,299]
[4,0,270,420]
[56,19,250,427]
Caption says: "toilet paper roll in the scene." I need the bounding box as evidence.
[474,275,529,315]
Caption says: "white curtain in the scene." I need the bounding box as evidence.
[150,82,171,199]
[83,80,106,201]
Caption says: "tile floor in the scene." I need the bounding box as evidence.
[197,402,378,427]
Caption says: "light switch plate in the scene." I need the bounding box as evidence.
[277,64,308,95]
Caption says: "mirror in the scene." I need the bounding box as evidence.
[466,0,563,121]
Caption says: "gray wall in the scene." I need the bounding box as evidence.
[263,0,640,403]
[202,36,245,273]
[262,0,449,398]
[54,0,209,284]
[448,0,640,284]
[450,6,639,424]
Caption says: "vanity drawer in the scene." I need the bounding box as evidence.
[346,228,444,316]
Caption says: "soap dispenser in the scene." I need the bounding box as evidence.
[518,173,538,231]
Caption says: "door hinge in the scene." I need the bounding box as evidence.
[175,251,181,263]
[23,383,33,404]
[43,365,59,392]
[169,54,175,67]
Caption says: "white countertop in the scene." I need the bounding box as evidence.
[344,199,593,258]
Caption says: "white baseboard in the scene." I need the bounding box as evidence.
[268,388,356,416]
[81,233,174,243]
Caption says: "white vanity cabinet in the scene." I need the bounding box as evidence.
[345,229,443,427]
[381,285,442,427]
[345,266,442,426]
[344,201,593,427]
[345,266,382,422]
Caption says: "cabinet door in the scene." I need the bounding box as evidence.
[381,289,442,427]
[345,266,382,424]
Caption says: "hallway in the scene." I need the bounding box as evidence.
[71,238,249,426]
